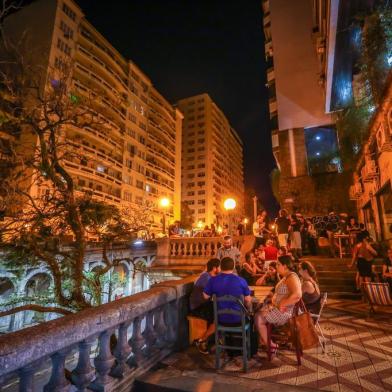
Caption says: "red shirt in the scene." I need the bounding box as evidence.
[264,245,278,261]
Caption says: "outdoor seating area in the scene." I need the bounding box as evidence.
[155,302,392,392]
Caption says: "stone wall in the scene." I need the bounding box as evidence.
[279,171,356,216]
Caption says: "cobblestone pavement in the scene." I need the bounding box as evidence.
[160,300,392,391]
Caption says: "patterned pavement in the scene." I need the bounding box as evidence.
[161,301,392,391]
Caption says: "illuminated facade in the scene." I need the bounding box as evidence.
[177,94,244,230]
[262,0,354,215]
[4,0,182,232]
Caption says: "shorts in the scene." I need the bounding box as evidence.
[357,257,373,278]
[190,301,214,324]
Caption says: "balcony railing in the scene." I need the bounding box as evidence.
[361,160,378,182]
[349,183,363,200]
[0,276,195,392]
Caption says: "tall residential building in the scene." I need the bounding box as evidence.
[4,0,182,232]
[177,94,244,230]
[262,0,355,215]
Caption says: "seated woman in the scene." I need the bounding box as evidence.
[255,262,278,286]
[254,255,302,352]
[299,260,321,314]
[240,252,263,285]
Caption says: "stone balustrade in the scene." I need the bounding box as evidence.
[0,276,195,392]
[154,235,254,267]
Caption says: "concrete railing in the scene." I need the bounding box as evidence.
[154,235,255,266]
[0,276,196,392]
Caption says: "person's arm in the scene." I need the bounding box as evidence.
[244,295,252,312]
[365,240,377,257]
[278,275,302,311]
[202,278,213,300]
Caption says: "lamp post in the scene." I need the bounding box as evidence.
[159,197,170,236]
[243,218,249,235]
[223,198,236,235]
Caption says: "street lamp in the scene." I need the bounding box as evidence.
[159,197,170,235]
[223,198,237,235]
[243,218,249,235]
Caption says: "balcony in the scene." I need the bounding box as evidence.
[361,160,378,182]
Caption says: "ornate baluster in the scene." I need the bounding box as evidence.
[129,317,145,366]
[174,242,179,256]
[211,242,215,256]
[191,243,196,256]
[153,306,167,348]
[71,339,95,392]
[164,302,177,345]
[44,349,71,392]
[18,363,36,392]
[186,242,190,256]
[143,310,158,355]
[198,242,202,256]
[170,242,175,256]
[180,242,185,256]
[91,330,115,390]
[110,322,131,379]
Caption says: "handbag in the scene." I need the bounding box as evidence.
[289,300,319,350]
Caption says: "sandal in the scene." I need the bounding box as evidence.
[195,339,209,355]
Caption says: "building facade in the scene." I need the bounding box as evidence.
[4,0,182,233]
[349,78,392,243]
[177,94,244,230]
[263,0,355,216]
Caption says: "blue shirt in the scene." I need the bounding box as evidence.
[204,273,250,324]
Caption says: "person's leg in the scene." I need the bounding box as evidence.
[254,312,278,349]
[200,323,215,341]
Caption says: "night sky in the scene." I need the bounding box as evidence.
[18,0,278,213]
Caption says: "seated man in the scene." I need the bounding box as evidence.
[203,256,252,329]
[189,258,221,354]
[203,257,252,359]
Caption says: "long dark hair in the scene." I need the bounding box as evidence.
[300,260,318,282]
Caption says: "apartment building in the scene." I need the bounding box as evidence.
[4,0,182,232]
[177,94,244,230]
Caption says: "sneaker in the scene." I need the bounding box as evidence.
[195,339,209,355]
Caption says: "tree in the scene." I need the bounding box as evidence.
[0,32,149,317]
[180,201,194,230]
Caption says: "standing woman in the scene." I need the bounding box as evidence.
[254,255,302,352]
[349,232,377,288]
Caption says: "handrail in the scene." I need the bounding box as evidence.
[0,276,196,391]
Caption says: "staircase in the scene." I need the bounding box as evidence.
[307,256,382,300]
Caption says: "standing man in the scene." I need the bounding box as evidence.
[236,218,245,236]
[189,258,221,354]
[253,215,264,247]
[275,209,290,248]
[217,235,241,273]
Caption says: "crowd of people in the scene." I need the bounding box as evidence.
[188,219,392,356]
[189,233,323,355]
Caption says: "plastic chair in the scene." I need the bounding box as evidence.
[309,292,328,353]
[212,294,251,372]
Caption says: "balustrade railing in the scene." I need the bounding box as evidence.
[155,236,250,266]
[0,276,195,392]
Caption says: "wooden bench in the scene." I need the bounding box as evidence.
[187,315,207,344]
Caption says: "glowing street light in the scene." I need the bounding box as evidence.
[223,198,236,211]
[243,217,249,235]
[159,197,170,235]
[223,198,237,235]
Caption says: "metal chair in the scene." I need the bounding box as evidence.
[309,292,328,353]
[212,294,251,372]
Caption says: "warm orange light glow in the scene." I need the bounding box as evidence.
[223,198,236,211]
[159,197,170,208]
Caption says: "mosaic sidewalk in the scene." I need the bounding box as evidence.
[157,302,392,392]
